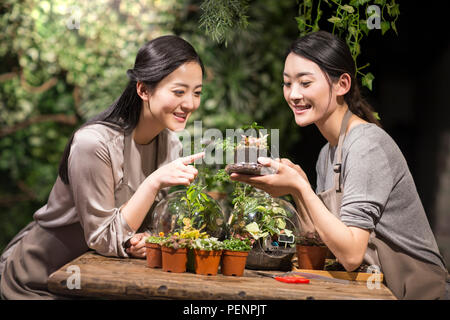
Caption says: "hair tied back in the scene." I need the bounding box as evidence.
[126,69,138,82]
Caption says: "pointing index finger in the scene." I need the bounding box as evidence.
[181,151,205,165]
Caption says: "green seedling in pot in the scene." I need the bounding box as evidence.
[222,237,253,252]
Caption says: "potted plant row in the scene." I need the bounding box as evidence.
[145,232,253,277]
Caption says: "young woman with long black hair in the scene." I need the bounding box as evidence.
[231,31,448,300]
[0,35,205,299]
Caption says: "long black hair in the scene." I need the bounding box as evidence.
[58,35,204,185]
[287,31,381,126]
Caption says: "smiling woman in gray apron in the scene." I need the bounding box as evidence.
[231,31,448,300]
[0,35,205,299]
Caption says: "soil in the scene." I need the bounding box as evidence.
[225,163,264,175]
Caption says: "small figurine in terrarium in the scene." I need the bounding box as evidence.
[225,131,275,176]
[149,183,227,240]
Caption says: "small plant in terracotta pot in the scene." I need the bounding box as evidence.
[221,236,253,277]
[160,233,192,273]
[296,231,328,270]
[190,237,224,276]
[145,232,165,268]
[178,217,209,272]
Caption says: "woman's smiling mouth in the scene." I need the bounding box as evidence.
[293,104,312,114]
[173,112,188,122]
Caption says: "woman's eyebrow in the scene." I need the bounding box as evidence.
[283,71,313,78]
[172,83,203,89]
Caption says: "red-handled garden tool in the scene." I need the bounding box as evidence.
[256,270,350,285]
[274,275,310,284]
[255,271,310,284]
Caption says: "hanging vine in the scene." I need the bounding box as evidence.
[295,0,400,90]
[199,0,400,90]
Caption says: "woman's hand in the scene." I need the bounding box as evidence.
[149,152,205,189]
[278,158,309,184]
[126,232,150,258]
[121,152,205,232]
[230,157,310,198]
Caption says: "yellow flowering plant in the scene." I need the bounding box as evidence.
[179,218,209,240]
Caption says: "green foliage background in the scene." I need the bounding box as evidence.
[0,0,397,252]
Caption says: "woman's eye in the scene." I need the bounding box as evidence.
[173,90,185,96]
[194,91,202,97]
[301,81,311,87]
[282,82,291,88]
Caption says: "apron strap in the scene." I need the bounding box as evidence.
[333,109,353,192]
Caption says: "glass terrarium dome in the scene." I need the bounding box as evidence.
[149,189,227,239]
[228,189,302,270]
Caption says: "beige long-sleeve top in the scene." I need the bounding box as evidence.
[33,124,182,258]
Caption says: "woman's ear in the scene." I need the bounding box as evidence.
[335,73,351,97]
[136,81,150,101]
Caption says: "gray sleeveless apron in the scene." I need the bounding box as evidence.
[316,109,447,300]
[0,130,144,299]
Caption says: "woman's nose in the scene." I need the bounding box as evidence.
[289,84,304,103]
[182,94,197,111]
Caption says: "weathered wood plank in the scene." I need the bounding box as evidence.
[48,252,396,300]
[292,267,384,282]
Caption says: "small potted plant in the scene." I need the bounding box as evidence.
[190,237,224,276]
[296,231,328,270]
[145,232,165,268]
[160,233,192,273]
[178,218,209,273]
[221,236,253,277]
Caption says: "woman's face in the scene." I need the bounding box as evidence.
[283,53,337,127]
[148,61,203,132]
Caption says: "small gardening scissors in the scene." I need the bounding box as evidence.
[256,271,310,284]
[273,275,310,284]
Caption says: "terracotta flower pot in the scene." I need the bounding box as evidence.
[221,250,249,277]
[193,249,222,276]
[145,243,162,268]
[161,246,187,273]
[296,245,328,270]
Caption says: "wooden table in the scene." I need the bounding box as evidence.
[47,251,396,300]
